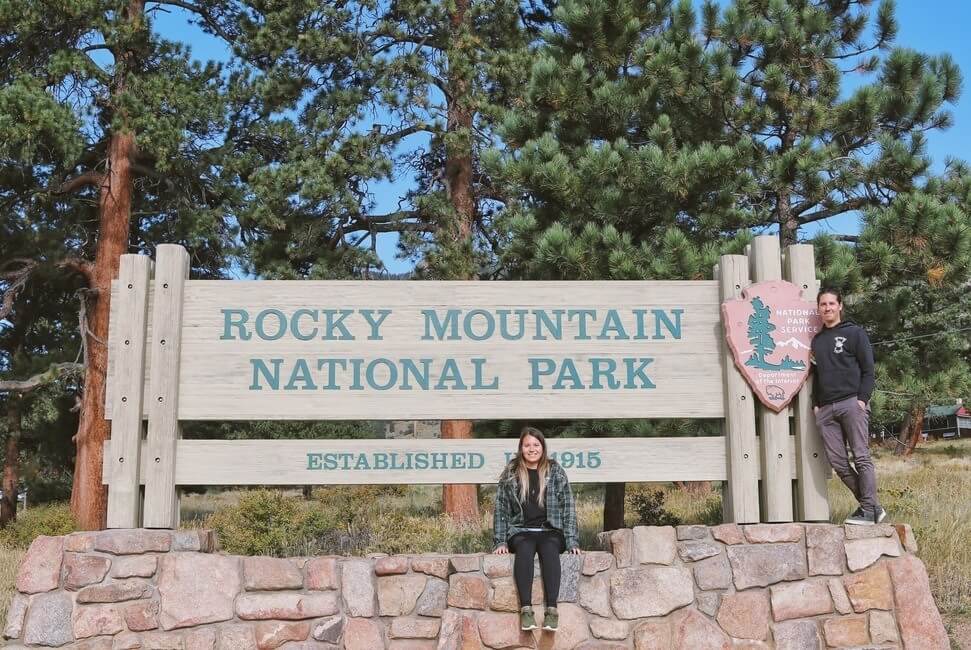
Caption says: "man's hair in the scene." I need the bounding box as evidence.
[817,287,843,304]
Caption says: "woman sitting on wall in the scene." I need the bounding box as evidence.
[493,426,581,632]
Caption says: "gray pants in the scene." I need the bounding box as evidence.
[814,396,878,511]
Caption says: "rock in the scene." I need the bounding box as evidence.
[77,579,155,603]
[769,580,832,621]
[711,524,745,545]
[172,530,213,552]
[378,574,427,616]
[73,603,124,638]
[375,556,410,576]
[449,555,480,573]
[158,553,240,630]
[726,543,808,589]
[731,642,771,650]
[94,530,171,555]
[341,559,375,617]
[243,557,303,591]
[672,608,731,650]
[447,573,490,610]
[843,564,893,612]
[255,621,310,649]
[23,591,74,647]
[678,541,721,562]
[579,573,611,618]
[576,642,627,650]
[868,610,899,644]
[124,599,160,631]
[844,524,896,540]
[63,553,111,590]
[387,641,436,650]
[828,577,853,614]
[743,524,803,544]
[772,620,821,650]
[696,591,720,617]
[389,617,440,639]
[113,631,144,650]
[4,592,28,639]
[822,616,868,647]
[599,529,633,568]
[111,555,158,579]
[16,535,64,594]
[490,576,542,611]
[887,555,949,650]
[304,557,340,591]
[716,590,770,640]
[581,551,613,576]
[410,555,451,580]
[216,623,258,650]
[342,618,384,650]
[438,610,480,650]
[893,523,918,553]
[236,592,339,620]
[312,615,344,643]
[694,553,733,590]
[64,532,98,553]
[845,536,901,571]
[590,617,627,640]
[609,566,694,619]
[633,619,671,650]
[633,527,677,565]
[415,577,448,617]
[483,555,513,578]
[542,603,589,649]
[186,627,217,650]
[559,553,582,602]
[805,525,844,576]
[677,525,709,540]
[139,631,188,650]
[476,611,535,649]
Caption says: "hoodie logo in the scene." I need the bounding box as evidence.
[834,336,846,354]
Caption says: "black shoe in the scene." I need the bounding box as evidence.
[873,506,887,524]
[844,507,872,525]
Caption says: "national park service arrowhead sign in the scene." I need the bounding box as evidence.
[722,280,822,412]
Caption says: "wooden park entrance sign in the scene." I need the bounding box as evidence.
[102,235,831,529]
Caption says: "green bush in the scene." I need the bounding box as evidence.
[0,503,76,548]
[625,486,681,527]
[206,489,333,556]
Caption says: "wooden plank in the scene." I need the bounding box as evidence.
[105,437,801,486]
[105,255,153,528]
[107,281,726,420]
[785,244,831,521]
[143,245,190,528]
[750,235,794,521]
[718,255,760,523]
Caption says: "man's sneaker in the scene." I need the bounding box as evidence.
[845,506,886,525]
[873,506,887,524]
[520,606,537,631]
[542,607,559,631]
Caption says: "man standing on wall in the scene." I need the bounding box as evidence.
[812,288,886,525]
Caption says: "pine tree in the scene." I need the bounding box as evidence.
[746,297,777,367]
[0,0,238,528]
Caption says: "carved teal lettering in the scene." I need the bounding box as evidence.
[285,358,317,390]
[567,309,597,340]
[435,358,468,390]
[528,358,556,389]
[553,358,585,390]
[249,358,283,390]
[366,358,397,390]
[624,357,656,388]
[290,309,319,341]
[533,309,564,340]
[322,309,355,340]
[653,309,683,339]
[497,309,528,340]
[471,358,499,389]
[421,309,461,340]
[221,309,251,340]
[400,358,431,390]
[597,309,629,340]
[590,358,620,389]
[463,309,495,341]
[361,309,392,340]
[255,309,287,341]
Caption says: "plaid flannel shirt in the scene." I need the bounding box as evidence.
[493,459,579,551]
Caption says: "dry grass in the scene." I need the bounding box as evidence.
[0,545,25,628]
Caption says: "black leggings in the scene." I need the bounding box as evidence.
[510,530,563,608]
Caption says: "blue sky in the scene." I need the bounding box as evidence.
[152,2,971,273]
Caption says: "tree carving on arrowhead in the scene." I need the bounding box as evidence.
[745,297,806,372]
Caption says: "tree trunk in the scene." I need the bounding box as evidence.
[776,131,799,248]
[2,397,21,526]
[439,0,479,523]
[903,405,925,456]
[71,128,136,530]
[603,483,625,531]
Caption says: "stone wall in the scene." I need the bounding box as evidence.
[4,523,948,649]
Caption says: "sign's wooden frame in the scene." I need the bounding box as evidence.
[101,237,831,529]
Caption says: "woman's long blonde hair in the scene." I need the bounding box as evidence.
[511,426,551,507]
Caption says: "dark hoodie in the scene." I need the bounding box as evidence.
[811,319,875,406]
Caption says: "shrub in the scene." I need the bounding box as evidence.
[206,489,333,556]
[625,486,681,527]
[0,503,76,548]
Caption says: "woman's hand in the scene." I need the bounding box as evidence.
[494,544,509,555]
[568,547,581,555]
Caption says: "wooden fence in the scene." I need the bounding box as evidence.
[101,235,830,529]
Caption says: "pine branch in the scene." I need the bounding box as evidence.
[58,258,96,285]
[343,211,434,234]
[379,123,433,144]
[0,363,83,394]
[51,170,105,195]
[796,197,869,224]
[153,0,235,43]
